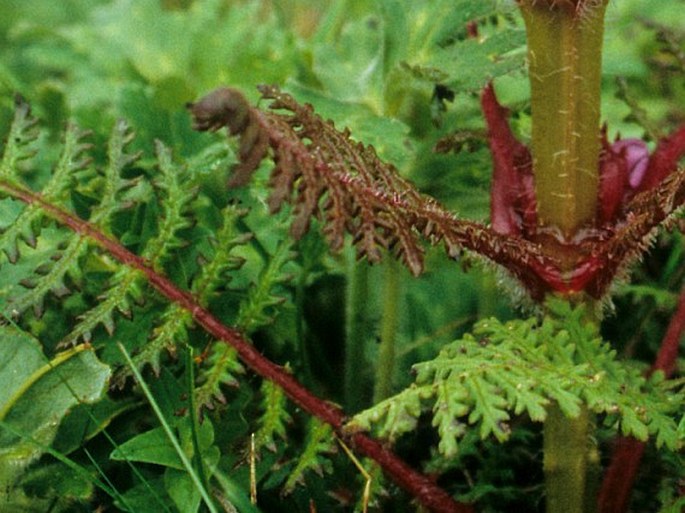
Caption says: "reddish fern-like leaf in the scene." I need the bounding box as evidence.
[188,85,556,297]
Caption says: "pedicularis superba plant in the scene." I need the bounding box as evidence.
[0,1,683,512]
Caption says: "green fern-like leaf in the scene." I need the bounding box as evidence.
[0,121,90,263]
[128,303,192,378]
[190,205,254,407]
[143,141,197,267]
[9,234,86,317]
[63,138,197,355]
[282,418,336,494]
[140,203,250,379]
[113,141,203,375]
[61,265,145,346]
[84,119,142,228]
[235,237,294,334]
[193,231,294,407]
[0,97,39,185]
[195,343,245,408]
[254,378,291,452]
[349,300,682,457]
[190,204,251,302]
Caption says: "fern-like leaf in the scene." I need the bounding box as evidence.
[9,234,87,317]
[234,237,294,334]
[0,121,90,263]
[195,343,245,408]
[142,141,197,267]
[109,142,205,376]
[283,418,336,494]
[194,235,293,406]
[80,119,141,228]
[0,96,39,184]
[254,378,291,452]
[189,86,554,293]
[190,204,251,301]
[191,204,253,406]
[348,300,682,457]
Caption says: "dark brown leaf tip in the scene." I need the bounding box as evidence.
[187,87,250,134]
[188,88,269,187]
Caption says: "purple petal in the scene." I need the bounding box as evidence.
[612,138,650,189]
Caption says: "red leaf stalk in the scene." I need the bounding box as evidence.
[598,283,685,512]
[1,180,473,513]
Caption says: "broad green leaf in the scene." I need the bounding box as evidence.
[111,426,184,469]
[165,467,202,513]
[0,324,110,486]
[52,397,139,455]
[110,419,219,471]
[19,462,93,503]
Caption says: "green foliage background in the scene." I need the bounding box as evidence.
[0,0,683,512]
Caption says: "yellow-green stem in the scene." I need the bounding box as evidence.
[374,258,401,402]
[543,404,592,513]
[344,261,370,412]
[519,1,609,237]
[543,295,602,513]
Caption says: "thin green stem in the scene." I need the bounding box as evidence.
[186,347,212,501]
[373,258,401,403]
[519,0,609,237]
[295,262,314,386]
[344,259,370,412]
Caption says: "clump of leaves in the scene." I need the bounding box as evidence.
[347,299,682,456]
[0,89,470,513]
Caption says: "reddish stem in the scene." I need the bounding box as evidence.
[651,282,685,377]
[2,181,473,513]
[598,282,685,513]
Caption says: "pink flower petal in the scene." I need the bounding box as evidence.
[612,138,650,189]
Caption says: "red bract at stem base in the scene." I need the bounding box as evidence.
[0,179,473,513]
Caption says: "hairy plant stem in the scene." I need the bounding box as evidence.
[519,0,609,237]
[543,296,602,513]
[543,404,593,513]
[344,259,370,412]
[519,3,608,510]
[373,258,401,403]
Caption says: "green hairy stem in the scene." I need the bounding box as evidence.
[345,261,370,412]
[520,2,609,511]
[544,405,594,513]
[374,259,402,403]
[519,0,609,237]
